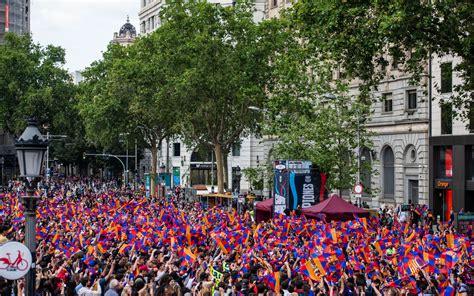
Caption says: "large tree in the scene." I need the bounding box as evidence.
[0,33,75,134]
[292,0,473,110]
[260,10,373,193]
[269,94,372,193]
[79,34,177,194]
[158,0,285,193]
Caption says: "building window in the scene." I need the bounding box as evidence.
[441,62,453,93]
[173,143,181,157]
[232,143,241,157]
[391,55,399,70]
[272,0,278,8]
[382,146,395,199]
[436,146,453,179]
[191,144,213,162]
[404,145,417,164]
[382,93,393,113]
[441,102,452,135]
[406,90,417,110]
[190,168,216,186]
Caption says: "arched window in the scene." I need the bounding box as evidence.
[383,146,395,198]
[360,148,371,194]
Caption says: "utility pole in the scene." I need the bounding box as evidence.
[119,133,130,185]
[126,138,129,185]
[211,150,214,192]
[356,109,361,207]
[46,132,48,180]
[135,138,138,185]
[0,157,4,186]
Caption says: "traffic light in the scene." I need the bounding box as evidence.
[83,152,86,160]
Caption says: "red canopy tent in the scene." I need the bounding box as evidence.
[255,198,273,223]
[302,195,369,221]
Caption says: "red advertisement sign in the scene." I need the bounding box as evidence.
[445,147,452,177]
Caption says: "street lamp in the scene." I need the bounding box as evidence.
[0,157,4,187]
[235,166,241,194]
[326,93,363,204]
[324,93,344,198]
[119,133,130,185]
[159,163,166,198]
[15,118,48,296]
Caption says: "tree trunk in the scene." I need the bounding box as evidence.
[150,138,157,198]
[214,143,225,194]
[223,149,229,192]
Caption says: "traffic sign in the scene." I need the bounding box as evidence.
[0,241,32,280]
[354,183,363,194]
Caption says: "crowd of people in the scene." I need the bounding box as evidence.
[0,177,472,296]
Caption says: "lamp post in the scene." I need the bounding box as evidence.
[0,156,4,187]
[235,166,241,194]
[119,133,130,185]
[356,108,362,207]
[15,118,48,296]
[324,93,343,197]
[159,163,166,198]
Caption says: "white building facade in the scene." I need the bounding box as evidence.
[147,137,274,195]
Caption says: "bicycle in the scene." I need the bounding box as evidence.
[0,250,29,271]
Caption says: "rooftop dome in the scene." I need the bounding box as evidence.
[119,16,136,37]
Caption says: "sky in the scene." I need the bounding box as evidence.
[31,0,140,72]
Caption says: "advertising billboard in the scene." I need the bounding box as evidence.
[273,160,327,214]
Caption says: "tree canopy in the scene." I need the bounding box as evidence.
[261,7,374,192]
[79,28,180,192]
[292,0,473,108]
[0,33,75,135]
[158,0,286,193]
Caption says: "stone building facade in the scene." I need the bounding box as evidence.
[348,67,430,208]
[265,1,431,207]
[139,0,265,35]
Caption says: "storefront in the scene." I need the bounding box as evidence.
[429,135,474,221]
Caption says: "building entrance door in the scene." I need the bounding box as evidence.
[408,180,419,205]
[434,189,453,222]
